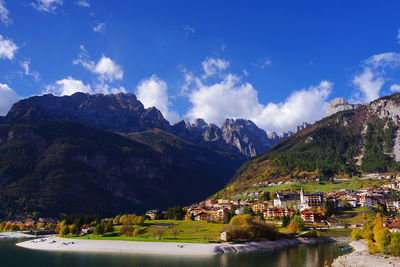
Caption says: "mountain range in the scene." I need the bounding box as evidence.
[0,92,308,218]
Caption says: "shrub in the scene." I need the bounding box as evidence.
[388,232,400,256]
[367,240,379,254]
[225,216,277,241]
[351,229,363,241]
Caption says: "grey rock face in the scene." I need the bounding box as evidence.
[4,93,171,133]
[325,98,364,117]
[171,118,301,158]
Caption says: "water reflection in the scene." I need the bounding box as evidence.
[1,239,346,267]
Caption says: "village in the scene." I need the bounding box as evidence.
[145,174,400,232]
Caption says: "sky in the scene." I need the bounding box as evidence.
[1,1,400,133]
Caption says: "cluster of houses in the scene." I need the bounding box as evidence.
[144,180,400,225]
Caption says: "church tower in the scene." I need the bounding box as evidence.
[300,188,304,203]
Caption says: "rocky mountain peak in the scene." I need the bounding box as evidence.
[325,97,364,117]
[4,93,171,133]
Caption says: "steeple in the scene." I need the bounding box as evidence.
[300,188,304,203]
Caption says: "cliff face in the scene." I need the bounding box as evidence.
[4,93,171,132]
[325,98,364,117]
[171,118,285,158]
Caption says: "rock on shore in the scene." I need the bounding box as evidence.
[332,240,400,267]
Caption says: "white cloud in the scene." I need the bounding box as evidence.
[184,65,332,132]
[253,81,332,132]
[183,24,195,38]
[45,77,92,96]
[45,77,127,96]
[390,84,400,92]
[202,57,229,78]
[93,22,105,33]
[136,75,179,123]
[75,0,89,7]
[73,46,123,82]
[31,0,63,13]
[0,34,17,60]
[0,82,20,115]
[0,0,12,25]
[20,60,40,81]
[353,68,384,102]
[352,52,400,102]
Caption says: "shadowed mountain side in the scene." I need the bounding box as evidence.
[0,121,241,219]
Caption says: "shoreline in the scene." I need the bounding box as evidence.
[332,240,400,267]
[0,232,36,239]
[16,236,350,256]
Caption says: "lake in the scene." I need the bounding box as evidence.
[1,239,347,267]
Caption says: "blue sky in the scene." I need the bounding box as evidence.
[1,0,400,133]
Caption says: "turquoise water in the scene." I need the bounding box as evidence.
[0,239,346,267]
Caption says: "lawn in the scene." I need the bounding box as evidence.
[314,228,352,237]
[67,220,226,243]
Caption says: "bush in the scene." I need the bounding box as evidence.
[367,240,379,254]
[225,216,277,241]
[351,229,363,241]
[388,232,400,256]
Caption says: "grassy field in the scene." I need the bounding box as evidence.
[314,228,352,237]
[240,178,380,196]
[68,220,225,243]
[335,207,376,225]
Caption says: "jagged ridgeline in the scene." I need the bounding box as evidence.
[216,93,400,198]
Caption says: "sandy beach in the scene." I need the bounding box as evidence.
[16,236,347,256]
[332,240,400,267]
[0,232,36,239]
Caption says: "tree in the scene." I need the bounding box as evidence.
[230,215,252,227]
[351,229,363,241]
[291,216,305,229]
[376,228,391,254]
[281,215,290,227]
[113,215,121,225]
[171,227,180,239]
[59,225,70,237]
[361,212,367,220]
[151,227,164,239]
[69,224,80,236]
[120,224,133,236]
[105,222,114,234]
[165,206,186,220]
[94,223,105,236]
[288,221,299,234]
[185,214,192,222]
[243,205,254,216]
[388,232,400,256]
